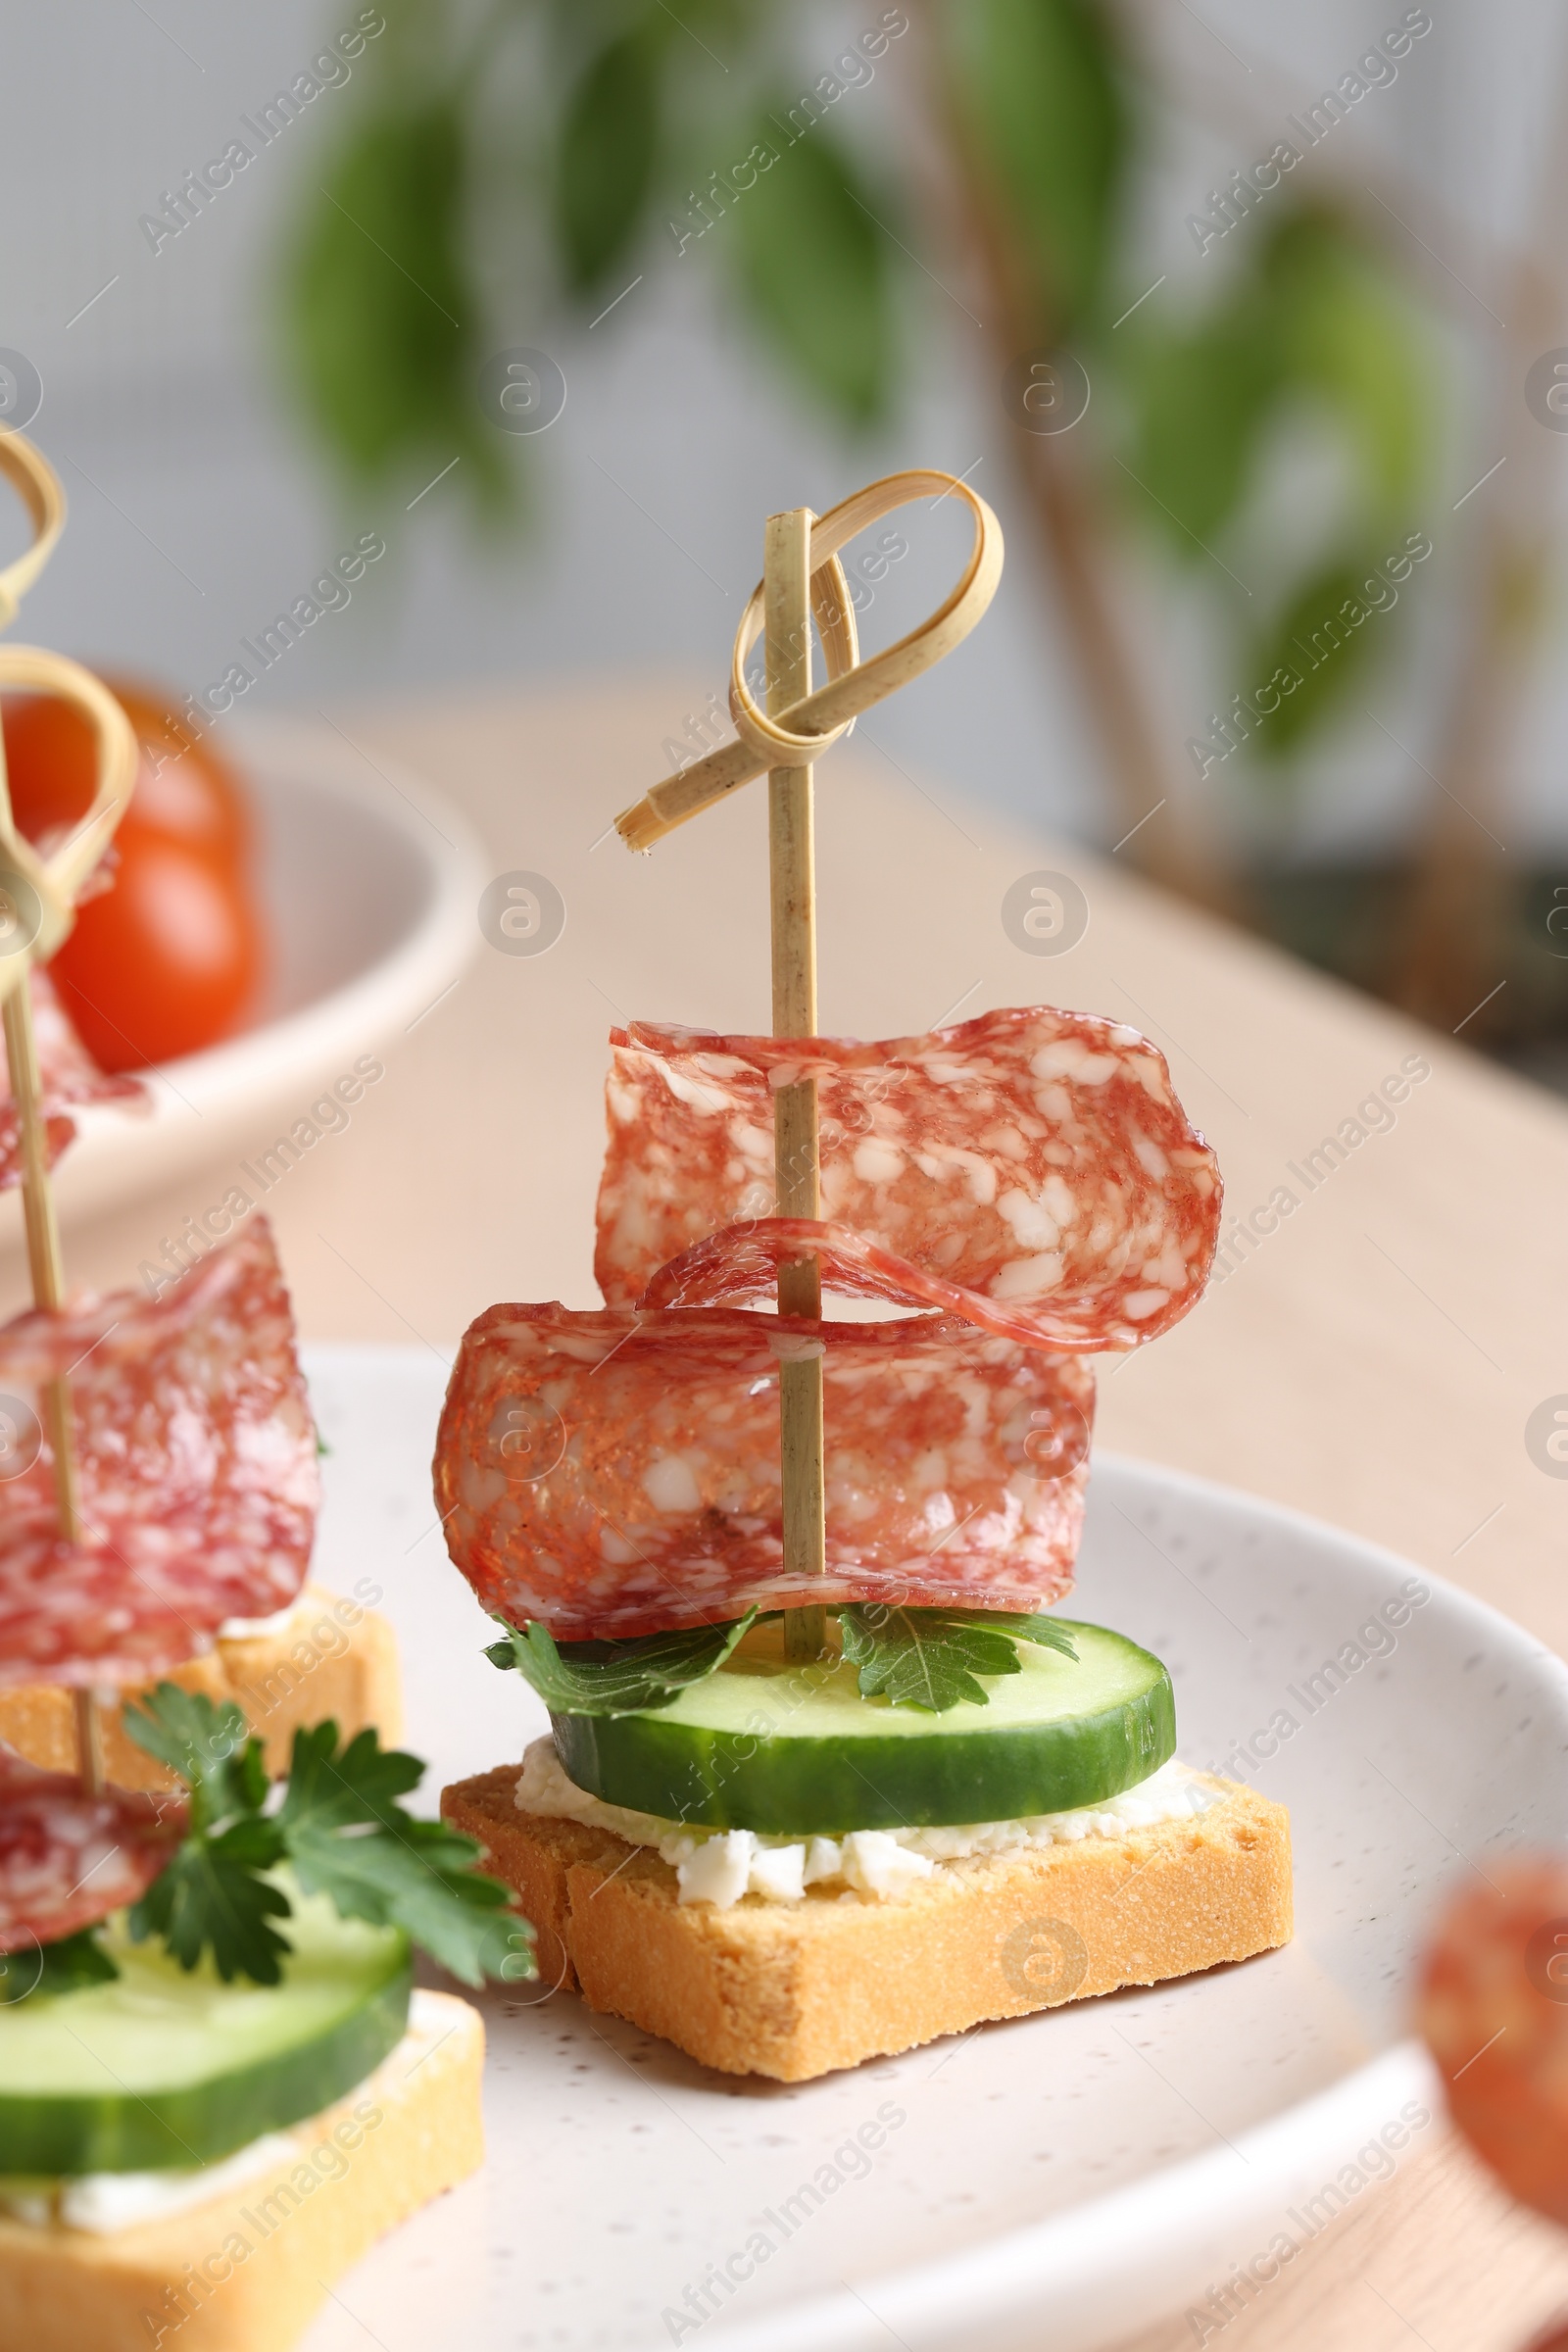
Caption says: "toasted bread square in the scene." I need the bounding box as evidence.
[0,1589,402,1788]
[0,1990,482,2352]
[444,1764,1293,2082]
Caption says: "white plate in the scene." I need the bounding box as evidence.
[0,716,487,1243]
[297,1343,1568,2352]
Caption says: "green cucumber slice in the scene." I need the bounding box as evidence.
[551,1618,1175,1833]
[0,1886,410,2176]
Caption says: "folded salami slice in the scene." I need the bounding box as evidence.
[435,1300,1093,1641]
[0,970,146,1193]
[0,1744,184,1952]
[596,1006,1221,1352]
[0,1217,319,1689]
[637,1213,1184,1354]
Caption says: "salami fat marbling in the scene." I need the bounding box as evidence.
[0,1744,183,1952]
[597,1006,1220,1351]
[436,1300,1091,1639]
[0,1219,318,1688]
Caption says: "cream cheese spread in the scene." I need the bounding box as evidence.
[0,1989,451,2234]
[216,1594,315,1643]
[514,1738,1219,1909]
[0,2132,296,2235]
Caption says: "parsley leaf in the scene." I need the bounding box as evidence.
[932,1609,1080,1661]
[840,1605,1021,1710]
[287,1812,523,1985]
[484,1610,758,1716]
[0,1927,120,2003]
[122,1684,269,1831]
[277,1721,524,1987]
[276,1722,423,1833]
[839,1606,1079,1712]
[119,1686,530,1989]
[484,1604,1076,1718]
[131,1823,292,1984]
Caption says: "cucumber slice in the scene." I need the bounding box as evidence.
[551,1618,1175,1833]
[0,1886,410,2176]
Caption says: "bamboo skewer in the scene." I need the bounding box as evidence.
[614,470,1004,1668]
[764,511,828,1665]
[0,754,101,1790]
[0,442,138,1798]
[0,988,80,1542]
[615,468,1002,855]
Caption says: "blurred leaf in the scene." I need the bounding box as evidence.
[1264,213,1431,522]
[1123,296,1284,551]
[0,1927,119,2003]
[729,120,897,426]
[554,30,662,292]
[945,0,1128,333]
[285,95,508,511]
[1246,555,1397,762]
[1123,203,1432,584]
[122,1682,262,1831]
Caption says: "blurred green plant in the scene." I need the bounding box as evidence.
[283,0,1438,801]
[294,93,508,501]
[1123,210,1432,766]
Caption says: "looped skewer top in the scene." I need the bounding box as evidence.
[0,431,141,1790]
[0,432,67,635]
[610,463,1005,1660]
[0,435,139,1005]
[616,466,1003,852]
[0,647,139,999]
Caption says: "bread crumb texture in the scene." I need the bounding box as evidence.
[444,1765,1292,2082]
[0,1991,482,2352]
[0,1590,403,1788]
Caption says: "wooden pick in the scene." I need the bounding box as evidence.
[616,467,1005,1665]
[0,443,138,1789]
[0,731,92,1786]
[763,511,827,1663]
[616,468,1003,852]
[0,968,99,1785]
[0,433,67,631]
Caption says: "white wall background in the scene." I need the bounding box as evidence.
[2,0,1565,855]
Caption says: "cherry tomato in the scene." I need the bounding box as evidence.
[1,678,263,1070]
[2,679,249,868]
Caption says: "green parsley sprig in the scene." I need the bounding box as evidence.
[484,1611,758,1717]
[119,1686,531,1989]
[0,1928,120,2005]
[839,1607,1078,1712]
[486,1603,1078,1716]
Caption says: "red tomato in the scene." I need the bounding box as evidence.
[1,678,263,1070]
[3,679,250,868]
[47,824,261,1069]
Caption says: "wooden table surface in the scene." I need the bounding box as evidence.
[13,680,1568,2350]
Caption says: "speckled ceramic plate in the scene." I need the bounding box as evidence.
[293,1344,1568,2352]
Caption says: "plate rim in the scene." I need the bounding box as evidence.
[13,723,489,1233]
[715,2045,1443,2352]
[130,714,490,1108]
[303,1347,1558,2352]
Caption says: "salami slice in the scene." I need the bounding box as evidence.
[435,1300,1092,1640]
[638,1212,1194,1353]
[596,1006,1221,1352]
[0,1744,184,1953]
[0,969,146,1193]
[0,1217,319,1689]
[1419,1862,1568,2226]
